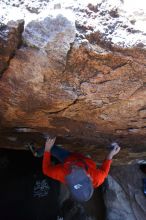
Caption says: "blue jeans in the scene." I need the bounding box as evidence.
[35,145,71,162]
[51,145,71,162]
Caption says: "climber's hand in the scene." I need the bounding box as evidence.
[106,145,120,160]
[45,137,56,152]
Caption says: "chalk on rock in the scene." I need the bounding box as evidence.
[107,142,119,150]
[43,133,51,139]
[7,136,17,142]
[15,128,37,132]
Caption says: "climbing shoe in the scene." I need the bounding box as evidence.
[26,143,44,157]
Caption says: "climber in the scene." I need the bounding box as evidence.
[42,137,120,202]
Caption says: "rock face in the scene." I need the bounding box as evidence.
[103,165,146,220]
[0,1,146,164]
[0,20,24,75]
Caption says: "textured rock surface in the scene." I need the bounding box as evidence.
[103,165,146,220]
[0,20,24,75]
[0,1,146,164]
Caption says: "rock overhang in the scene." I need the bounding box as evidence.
[0,1,146,164]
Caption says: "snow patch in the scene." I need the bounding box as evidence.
[0,0,146,48]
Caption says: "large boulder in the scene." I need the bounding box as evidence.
[103,165,146,220]
[0,1,146,164]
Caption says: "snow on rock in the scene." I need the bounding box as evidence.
[0,0,146,48]
[23,12,76,65]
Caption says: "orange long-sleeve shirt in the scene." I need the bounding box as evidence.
[42,151,112,188]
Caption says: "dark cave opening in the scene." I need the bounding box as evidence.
[0,149,106,220]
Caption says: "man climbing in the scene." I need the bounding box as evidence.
[42,137,120,202]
